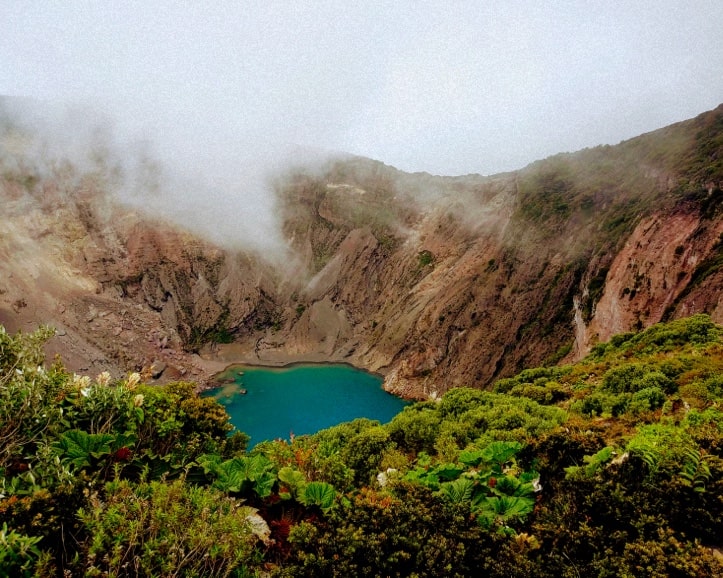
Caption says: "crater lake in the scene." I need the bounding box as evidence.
[203,363,409,446]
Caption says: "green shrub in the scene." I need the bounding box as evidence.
[386,405,441,454]
[571,392,630,417]
[134,381,233,464]
[2,313,722,577]
[629,386,667,414]
[0,326,65,471]
[626,424,707,477]
[437,387,488,418]
[78,477,263,577]
[703,374,723,398]
[436,389,566,446]
[417,249,434,268]
[636,371,677,394]
[0,523,43,577]
[574,393,604,417]
[588,315,721,361]
[312,418,381,453]
[602,363,648,393]
[284,482,489,577]
[602,364,676,394]
[507,381,570,404]
[341,425,394,485]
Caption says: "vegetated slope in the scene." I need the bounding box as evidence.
[1,315,722,576]
[1,99,722,396]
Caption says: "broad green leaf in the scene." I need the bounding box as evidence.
[209,455,277,497]
[404,468,441,490]
[300,481,336,512]
[253,471,277,498]
[278,466,307,497]
[434,464,465,481]
[473,495,535,528]
[53,430,115,469]
[491,475,521,497]
[213,460,246,493]
[440,477,475,504]
[479,441,523,470]
[565,446,615,479]
[196,453,223,475]
[459,449,485,467]
[241,454,274,481]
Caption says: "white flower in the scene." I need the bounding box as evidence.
[126,372,141,390]
[96,371,112,387]
[532,477,543,492]
[72,374,92,398]
[133,394,145,408]
[377,468,398,488]
[610,452,629,467]
[73,374,91,389]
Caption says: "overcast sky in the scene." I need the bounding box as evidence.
[3,1,723,177]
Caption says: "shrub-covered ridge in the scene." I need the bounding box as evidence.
[1,315,722,576]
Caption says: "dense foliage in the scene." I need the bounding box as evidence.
[1,315,723,576]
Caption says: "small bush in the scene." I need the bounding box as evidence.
[417,250,434,268]
[0,523,43,577]
[603,365,676,394]
[79,477,262,577]
[386,405,442,454]
[629,387,667,414]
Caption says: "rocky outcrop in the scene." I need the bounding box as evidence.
[580,202,723,351]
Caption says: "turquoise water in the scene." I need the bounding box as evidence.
[203,363,409,446]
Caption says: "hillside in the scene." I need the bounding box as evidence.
[2,101,722,397]
[1,315,721,575]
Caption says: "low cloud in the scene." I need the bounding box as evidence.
[1,97,335,259]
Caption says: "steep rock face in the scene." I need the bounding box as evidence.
[581,202,723,350]
[256,107,723,397]
[0,178,163,377]
[2,102,722,397]
[0,169,272,383]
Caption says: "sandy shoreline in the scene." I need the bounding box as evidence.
[196,343,387,392]
[202,358,386,391]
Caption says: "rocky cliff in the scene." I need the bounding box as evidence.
[1,102,721,396]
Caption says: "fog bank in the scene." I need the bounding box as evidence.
[1,97,337,257]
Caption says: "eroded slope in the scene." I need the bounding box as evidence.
[1,103,722,396]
